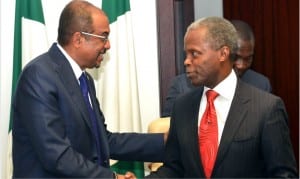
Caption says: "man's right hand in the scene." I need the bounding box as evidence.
[117,171,137,179]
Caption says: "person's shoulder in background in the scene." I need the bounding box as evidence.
[241,69,272,92]
[162,73,196,117]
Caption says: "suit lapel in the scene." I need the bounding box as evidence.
[85,74,103,122]
[49,44,93,131]
[213,80,250,170]
[185,88,206,175]
[85,72,110,165]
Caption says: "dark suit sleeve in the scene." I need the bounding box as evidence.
[261,97,298,177]
[107,132,165,162]
[86,73,165,163]
[13,63,114,178]
[146,103,185,178]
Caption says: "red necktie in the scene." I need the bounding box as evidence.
[199,90,219,178]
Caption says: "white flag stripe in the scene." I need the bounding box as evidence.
[97,10,141,133]
[22,17,49,68]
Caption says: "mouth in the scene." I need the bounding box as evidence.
[94,52,105,68]
[186,71,193,78]
[97,50,106,60]
[97,53,104,59]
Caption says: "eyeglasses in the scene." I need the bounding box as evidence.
[81,31,108,43]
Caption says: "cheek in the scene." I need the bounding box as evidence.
[193,58,210,72]
[198,57,219,75]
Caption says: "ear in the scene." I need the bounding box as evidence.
[72,32,82,48]
[219,46,230,62]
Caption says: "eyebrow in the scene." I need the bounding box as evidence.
[236,54,253,58]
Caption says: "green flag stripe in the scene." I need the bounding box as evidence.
[111,161,144,177]
[17,0,45,23]
[102,0,130,23]
[12,0,45,96]
[10,0,45,132]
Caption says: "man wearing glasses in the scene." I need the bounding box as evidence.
[12,1,164,178]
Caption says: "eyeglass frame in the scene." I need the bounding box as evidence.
[81,31,108,43]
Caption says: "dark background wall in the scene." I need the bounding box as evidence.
[223,0,299,166]
[157,0,299,166]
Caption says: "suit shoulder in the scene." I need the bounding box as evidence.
[245,69,269,80]
[242,69,271,85]
[239,80,281,104]
[171,73,188,85]
[241,69,272,92]
[22,52,53,72]
[174,87,202,105]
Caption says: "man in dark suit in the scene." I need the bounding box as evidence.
[231,19,272,92]
[161,73,197,117]
[12,1,164,178]
[162,20,271,117]
[146,17,298,178]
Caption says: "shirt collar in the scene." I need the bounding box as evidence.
[204,69,237,100]
[56,43,83,80]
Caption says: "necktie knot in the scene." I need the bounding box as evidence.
[206,90,219,103]
[79,72,89,95]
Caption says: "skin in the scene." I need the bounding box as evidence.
[184,27,232,89]
[234,38,254,77]
[63,8,111,70]
[60,4,135,179]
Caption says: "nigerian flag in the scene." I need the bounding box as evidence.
[101,0,144,178]
[4,0,48,178]
[12,0,48,121]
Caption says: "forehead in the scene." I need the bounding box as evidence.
[186,27,206,39]
[184,28,211,49]
[237,39,254,53]
[92,12,110,34]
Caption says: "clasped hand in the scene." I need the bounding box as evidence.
[116,171,136,179]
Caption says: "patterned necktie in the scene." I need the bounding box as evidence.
[79,72,102,165]
[199,90,219,178]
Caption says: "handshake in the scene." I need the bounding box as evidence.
[115,171,137,179]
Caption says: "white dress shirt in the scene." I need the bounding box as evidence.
[198,69,237,144]
[56,43,93,107]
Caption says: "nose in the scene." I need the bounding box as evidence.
[184,57,191,67]
[104,39,111,50]
[234,59,247,69]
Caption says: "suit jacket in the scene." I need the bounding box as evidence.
[147,80,298,178]
[241,69,272,92]
[12,43,164,178]
[162,69,272,117]
[162,73,196,117]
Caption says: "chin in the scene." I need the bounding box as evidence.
[191,80,201,87]
[193,83,202,87]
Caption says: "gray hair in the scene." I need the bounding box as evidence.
[185,16,238,61]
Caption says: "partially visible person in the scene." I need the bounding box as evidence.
[12,1,164,178]
[161,73,196,117]
[146,16,298,178]
[162,19,272,117]
[231,19,272,92]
